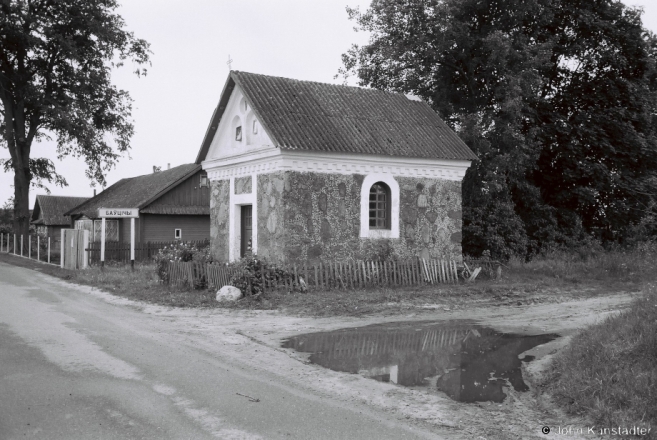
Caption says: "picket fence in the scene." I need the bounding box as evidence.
[165,258,468,291]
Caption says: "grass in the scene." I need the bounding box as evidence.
[506,241,657,285]
[2,242,657,315]
[541,284,657,437]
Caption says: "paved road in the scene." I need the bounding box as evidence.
[0,260,437,440]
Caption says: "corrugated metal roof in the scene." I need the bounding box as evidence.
[66,164,202,218]
[196,71,477,163]
[31,195,90,226]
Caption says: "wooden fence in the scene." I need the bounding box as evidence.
[0,232,59,265]
[165,258,471,291]
[86,240,210,263]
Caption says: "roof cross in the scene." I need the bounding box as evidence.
[227,54,233,71]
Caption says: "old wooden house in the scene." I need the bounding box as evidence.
[66,164,210,244]
[197,71,477,264]
[31,195,90,243]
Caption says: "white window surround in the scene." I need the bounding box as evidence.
[360,174,400,239]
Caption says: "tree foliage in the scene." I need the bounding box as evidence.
[0,0,150,242]
[341,0,657,259]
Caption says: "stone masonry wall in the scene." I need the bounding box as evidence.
[397,177,462,261]
[234,176,252,195]
[257,171,463,265]
[209,179,230,262]
[256,172,287,262]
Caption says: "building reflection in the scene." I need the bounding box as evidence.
[282,321,556,402]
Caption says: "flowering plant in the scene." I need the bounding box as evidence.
[154,241,213,282]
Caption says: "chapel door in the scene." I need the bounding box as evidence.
[240,205,252,257]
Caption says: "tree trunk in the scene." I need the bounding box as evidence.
[13,164,31,255]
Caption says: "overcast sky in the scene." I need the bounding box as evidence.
[2,0,657,207]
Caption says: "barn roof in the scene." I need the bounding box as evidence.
[31,195,90,226]
[66,164,203,218]
[195,71,477,163]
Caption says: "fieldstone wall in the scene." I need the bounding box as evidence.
[256,172,286,261]
[234,176,252,194]
[256,171,463,265]
[210,171,463,264]
[281,172,363,263]
[397,177,462,261]
[209,179,230,261]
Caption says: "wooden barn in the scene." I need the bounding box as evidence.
[31,195,90,243]
[66,164,210,246]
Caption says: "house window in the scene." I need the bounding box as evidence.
[360,174,400,239]
[369,183,390,229]
[252,120,258,134]
[235,126,242,141]
[200,174,209,187]
[174,229,182,240]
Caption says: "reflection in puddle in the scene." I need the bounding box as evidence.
[282,321,557,402]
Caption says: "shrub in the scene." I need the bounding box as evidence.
[154,241,213,283]
[228,254,299,297]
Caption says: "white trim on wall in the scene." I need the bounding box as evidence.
[360,174,400,239]
[227,175,257,262]
[203,149,471,181]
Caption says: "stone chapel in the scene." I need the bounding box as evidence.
[196,71,477,264]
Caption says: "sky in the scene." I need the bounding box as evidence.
[2,0,657,208]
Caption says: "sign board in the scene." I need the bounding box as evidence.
[98,208,139,218]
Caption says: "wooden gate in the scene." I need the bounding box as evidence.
[61,229,89,270]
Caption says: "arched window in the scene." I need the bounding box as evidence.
[369,182,391,229]
[360,174,399,239]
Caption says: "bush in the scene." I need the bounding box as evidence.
[228,254,299,297]
[154,241,213,283]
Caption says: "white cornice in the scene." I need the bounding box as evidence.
[202,149,471,181]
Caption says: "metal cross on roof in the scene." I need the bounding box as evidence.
[227,54,233,70]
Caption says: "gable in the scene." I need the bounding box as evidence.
[141,169,210,215]
[205,84,275,162]
[196,71,477,164]
[66,164,201,218]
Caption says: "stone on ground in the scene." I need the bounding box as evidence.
[216,285,242,302]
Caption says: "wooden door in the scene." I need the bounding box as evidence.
[240,205,252,257]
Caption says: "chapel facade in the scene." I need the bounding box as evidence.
[196,71,477,265]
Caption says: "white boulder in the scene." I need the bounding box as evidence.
[216,285,242,302]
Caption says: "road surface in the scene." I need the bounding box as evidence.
[0,260,437,439]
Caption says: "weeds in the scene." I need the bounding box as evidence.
[507,241,657,284]
[542,284,657,435]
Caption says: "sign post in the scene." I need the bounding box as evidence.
[98,208,139,270]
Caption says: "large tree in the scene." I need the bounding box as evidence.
[341,0,657,259]
[0,0,150,249]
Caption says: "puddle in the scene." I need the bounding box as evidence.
[282,320,557,403]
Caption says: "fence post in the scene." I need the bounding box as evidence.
[37,235,40,261]
[48,237,51,264]
[20,235,23,257]
[13,234,16,255]
[28,235,31,259]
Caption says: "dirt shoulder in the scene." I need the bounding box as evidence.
[0,252,638,439]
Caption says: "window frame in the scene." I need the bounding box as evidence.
[369,182,391,230]
[174,228,182,240]
[360,174,400,239]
